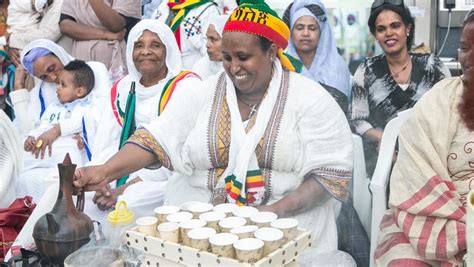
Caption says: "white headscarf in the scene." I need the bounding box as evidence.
[20,39,74,75]
[287,0,351,97]
[126,19,182,82]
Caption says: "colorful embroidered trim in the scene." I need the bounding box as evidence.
[158,70,198,115]
[224,169,265,206]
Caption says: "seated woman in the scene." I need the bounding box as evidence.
[74,1,355,265]
[284,0,351,113]
[59,0,141,81]
[192,15,228,79]
[350,0,451,175]
[11,39,110,200]
[374,12,474,265]
[87,19,201,219]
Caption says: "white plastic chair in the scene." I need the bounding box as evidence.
[0,110,22,208]
[352,134,371,237]
[369,109,412,267]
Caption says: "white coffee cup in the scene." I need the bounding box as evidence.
[157,222,179,243]
[270,218,299,242]
[187,202,214,219]
[218,216,247,233]
[213,203,238,216]
[209,233,239,258]
[233,238,264,263]
[187,227,217,251]
[230,225,259,239]
[166,211,193,224]
[179,219,207,246]
[199,211,226,232]
[249,212,278,227]
[232,206,259,223]
[136,216,158,237]
[254,227,284,256]
[180,201,202,212]
[154,205,180,224]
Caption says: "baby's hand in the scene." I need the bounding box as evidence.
[24,136,36,152]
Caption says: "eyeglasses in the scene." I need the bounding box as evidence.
[371,0,404,11]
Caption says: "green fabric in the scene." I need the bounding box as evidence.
[116,82,137,187]
[239,0,280,19]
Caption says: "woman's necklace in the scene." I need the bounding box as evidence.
[389,57,411,79]
[236,93,260,120]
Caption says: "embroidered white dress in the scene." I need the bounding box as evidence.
[130,63,354,265]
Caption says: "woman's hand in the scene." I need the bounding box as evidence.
[104,29,126,41]
[72,134,85,150]
[34,124,61,159]
[13,65,27,90]
[363,128,384,150]
[24,136,36,152]
[7,47,21,67]
[93,184,120,211]
[255,203,280,216]
[74,165,110,192]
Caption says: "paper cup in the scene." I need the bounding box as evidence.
[199,211,226,232]
[180,201,202,212]
[249,212,278,227]
[166,211,193,224]
[179,219,207,246]
[187,227,216,251]
[136,216,158,237]
[157,222,179,243]
[154,205,180,224]
[209,233,239,258]
[218,216,247,233]
[187,202,214,219]
[233,238,264,263]
[254,227,284,256]
[270,218,299,242]
[230,225,259,239]
[213,203,238,216]
[232,206,259,223]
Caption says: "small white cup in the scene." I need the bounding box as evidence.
[179,219,207,246]
[157,222,179,243]
[187,227,217,251]
[233,238,264,263]
[199,211,226,232]
[209,233,239,258]
[180,201,202,212]
[232,206,259,223]
[187,202,214,219]
[166,211,193,224]
[154,205,180,224]
[136,216,158,237]
[218,216,247,233]
[213,203,238,216]
[270,218,299,242]
[254,227,284,256]
[230,225,259,239]
[249,212,278,227]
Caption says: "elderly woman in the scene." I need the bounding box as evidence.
[10,39,110,200]
[74,1,354,265]
[88,19,201,218]
[374,11,474,265]
[192,15,228,79]
[284,0,351,113]
[59,0,141,81]
[350,0,451,175]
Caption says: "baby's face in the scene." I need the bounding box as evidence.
[56,70,80,104]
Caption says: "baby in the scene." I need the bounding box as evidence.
[23,59,95,168]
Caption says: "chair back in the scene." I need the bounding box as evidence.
[369,109,412,266]
[352,134,371,237]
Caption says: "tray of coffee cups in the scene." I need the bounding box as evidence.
[125,202,312,266]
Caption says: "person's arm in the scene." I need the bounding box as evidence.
[88,0,126,32]
[74,143,158,191]
[10,67,35,135]
[59,18,125,41]
[257,176,330,217]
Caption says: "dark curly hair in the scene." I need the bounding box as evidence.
[368,4,415,50]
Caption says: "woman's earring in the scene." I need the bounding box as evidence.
[407,32,410,36]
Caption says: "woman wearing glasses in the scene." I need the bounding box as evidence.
[350,0,450,175]
[374,10,474,265]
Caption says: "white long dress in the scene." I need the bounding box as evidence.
[129,62,354,265]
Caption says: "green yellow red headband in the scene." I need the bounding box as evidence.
[223,0,302,72]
